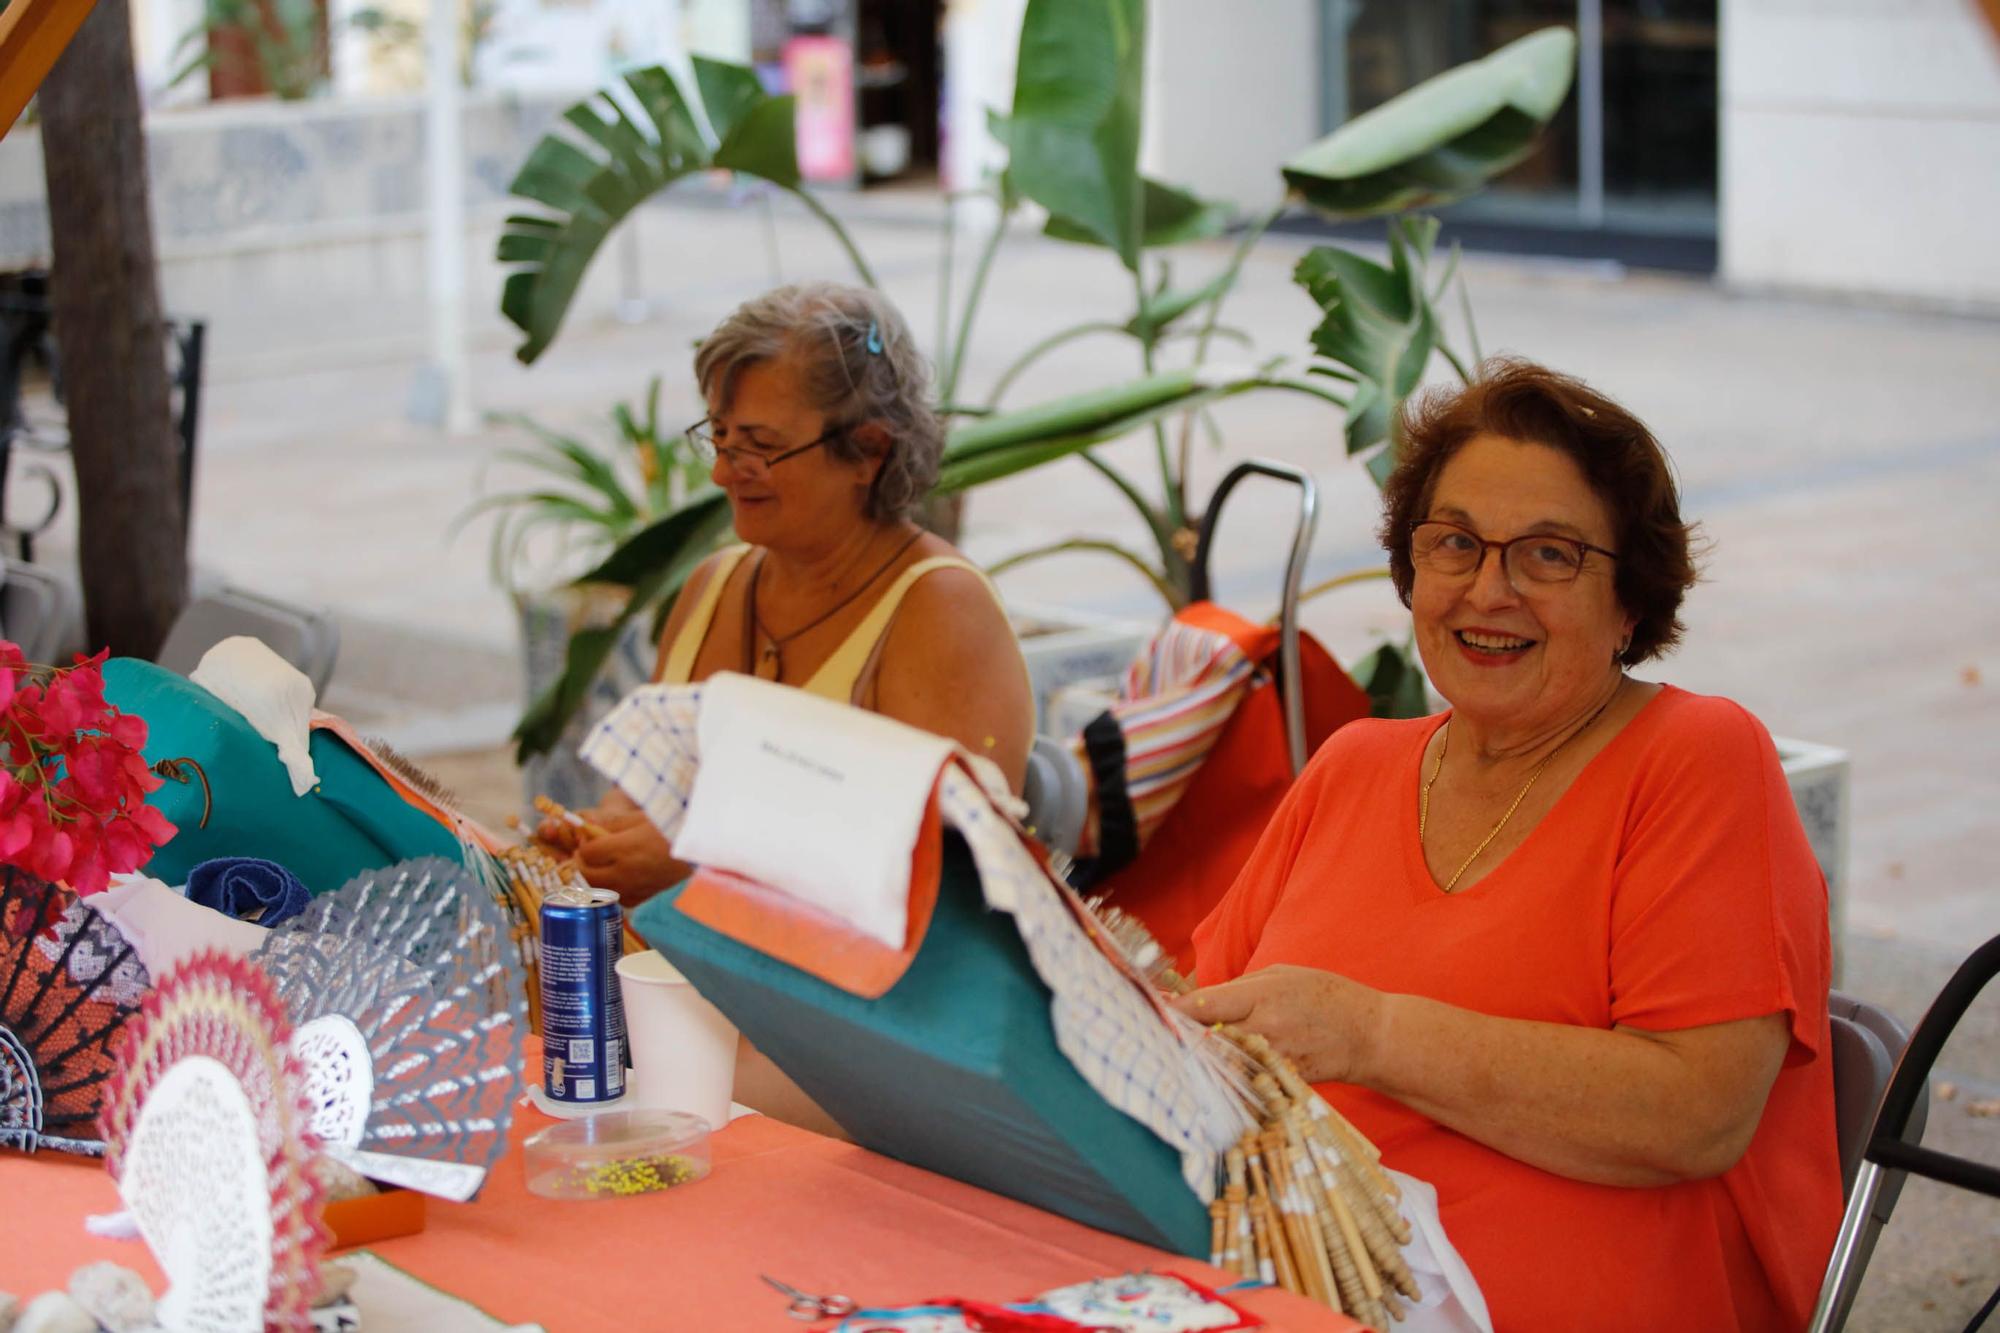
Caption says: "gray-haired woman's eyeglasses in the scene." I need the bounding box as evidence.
[685,418,838,480]
[1411,519,1619,588]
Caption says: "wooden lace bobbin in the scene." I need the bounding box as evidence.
[1260,1128,1339,1309]
[1279,1128,1363,1314]
[1244,1043,1400,1204]
[1251,1069,1405,1255]
[1300,1126,1385,1309]
[1298,1135,1415,1304]
[1243,1140,1303,1297]
[1333,1153,1420,1300]
[1209,1200,1227,1270]
[1225,1149,1265,1283]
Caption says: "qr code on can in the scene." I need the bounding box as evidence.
[568,1038,595,1064]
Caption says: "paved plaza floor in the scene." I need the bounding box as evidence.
[29,192,2000,1324]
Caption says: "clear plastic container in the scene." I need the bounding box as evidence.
[523,1109,713,1201]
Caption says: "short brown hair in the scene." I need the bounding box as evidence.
[1378,358,1701,665]
[694,282,941,522]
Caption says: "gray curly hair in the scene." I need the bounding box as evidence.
[693,282,942,522]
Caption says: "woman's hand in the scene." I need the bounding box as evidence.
[1175,964,1387,1086]
[569,805,683,907]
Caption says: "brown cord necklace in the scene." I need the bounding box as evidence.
[1419,680,1623,893]
[742,527,923,681]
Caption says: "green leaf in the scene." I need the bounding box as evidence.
[1351,640,1431,719]
[713,95,803,190]
[1125,268,1233,336]
[938,372,1274,493]
[497,60,796,363]
[513,626,619,761]
[1283,26,1576,219]
[1294,242,1435,455]
[513,493,736,757]
[692,54,767,143]
[579,491,733,588]
[945,371,1198,460]
[1045,177,1233,250]
[1005,0,1147,270]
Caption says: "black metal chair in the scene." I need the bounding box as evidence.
[1810,933,2000,1331]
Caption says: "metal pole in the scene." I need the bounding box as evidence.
[1577,0,1605,228]
[424,0,473,433]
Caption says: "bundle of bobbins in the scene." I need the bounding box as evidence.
[1207,1027,1420,1328]
[1085,908,1418,1329]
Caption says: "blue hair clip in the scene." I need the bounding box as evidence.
[865,320,884,355]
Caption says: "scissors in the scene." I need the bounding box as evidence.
[760,1274,860,1322]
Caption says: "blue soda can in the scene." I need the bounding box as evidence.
[539,886,628,1105]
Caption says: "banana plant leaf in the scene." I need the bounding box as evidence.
[1042,177,1233,251]
[512,492,735,759]
[496,57,800,365]
[1283,26,1576,219]
[1002,0,1147,271]
[1293,215,1439,459]
[936,368,1336,494]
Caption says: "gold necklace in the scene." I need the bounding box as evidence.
[1418,685,1621,893]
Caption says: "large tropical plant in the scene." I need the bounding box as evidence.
[494,6,1575,757]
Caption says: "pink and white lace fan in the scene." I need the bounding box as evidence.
[100,953,328,1332]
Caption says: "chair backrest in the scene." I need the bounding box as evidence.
[1828,991,1924,1211]
[157,586,340,697]
[0,559,82,663]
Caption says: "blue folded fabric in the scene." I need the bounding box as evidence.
[183,856,312,927]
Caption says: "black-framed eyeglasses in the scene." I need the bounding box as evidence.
[1410,520,1618,588]
[685,417,838,479]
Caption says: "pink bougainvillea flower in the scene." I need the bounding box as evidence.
[0,639,174,895]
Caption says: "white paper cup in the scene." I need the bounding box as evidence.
[614,950,739,1129]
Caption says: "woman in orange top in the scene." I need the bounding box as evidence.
[1182,360,1839,1330]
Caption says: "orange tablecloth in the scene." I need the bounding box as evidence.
[1,1108,1357,1331]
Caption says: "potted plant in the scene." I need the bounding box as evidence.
[492,6,1577,758]
[455,377,720,805]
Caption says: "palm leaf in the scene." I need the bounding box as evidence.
[495,60,800,364]
[1283,26,1576,218]
[1001,0,1147,271]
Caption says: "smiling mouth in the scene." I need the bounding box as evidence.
[1456,629,1535,655]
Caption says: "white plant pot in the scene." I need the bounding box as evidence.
[1007,600,1157,737]
[516,586,656,813]
[1775,737,1853,982]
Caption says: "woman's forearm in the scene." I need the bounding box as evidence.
[1361,993,1787,1187]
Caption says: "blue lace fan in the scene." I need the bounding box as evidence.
[256,857,527,1199]
[0,872,151,1155]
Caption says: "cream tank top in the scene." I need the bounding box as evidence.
[657,545,1029,716]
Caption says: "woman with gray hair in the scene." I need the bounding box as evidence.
[562,282,1035,906]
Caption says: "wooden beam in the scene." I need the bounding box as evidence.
[0,0,101,139]
[1981,0,2000,45]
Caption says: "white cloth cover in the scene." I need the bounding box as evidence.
[92,873,270,978]
[189,636,319,796]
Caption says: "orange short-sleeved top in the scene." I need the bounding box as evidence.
[1192,685,1840,1331]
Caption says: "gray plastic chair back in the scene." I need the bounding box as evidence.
[157,586,340,697]
[1812,990,1924,1332]
[0,560,82,663]
[1021,733,1088,858]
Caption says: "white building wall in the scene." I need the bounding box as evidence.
[1141,0,1319,210]
[1721,0,2000,308]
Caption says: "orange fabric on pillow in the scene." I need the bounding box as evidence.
[1192,685,1841,1332]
